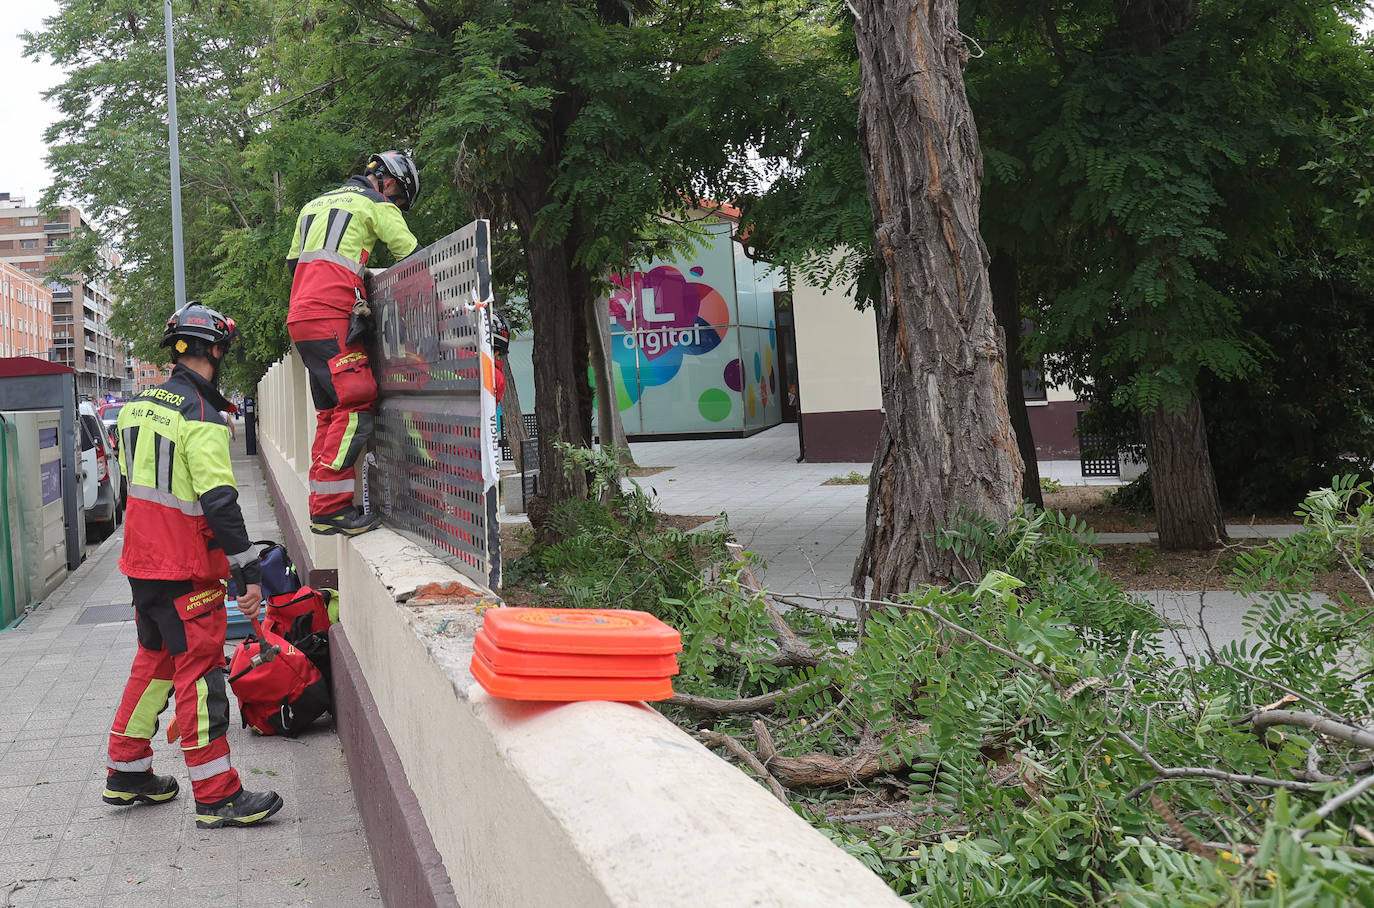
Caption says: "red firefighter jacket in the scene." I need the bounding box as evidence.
[116,365,261,587]
[286,175,419,325]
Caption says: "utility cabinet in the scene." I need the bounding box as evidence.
[2,411,70,613]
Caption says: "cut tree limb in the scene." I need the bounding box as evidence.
[754,721,929,789]
[705,637,822,668]
[700,730,788,804]
[1251,710,1374,751]
[665,683,815,714]
[722,543,825,668]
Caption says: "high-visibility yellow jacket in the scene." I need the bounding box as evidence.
[116,365,261,587]
[286,175,418,325]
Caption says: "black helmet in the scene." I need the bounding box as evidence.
[490,307,511,355]
[161,302,237,352]
[366,150,420,210]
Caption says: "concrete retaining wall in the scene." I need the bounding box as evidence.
[257,352,905,907]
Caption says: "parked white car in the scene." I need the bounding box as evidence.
[78,399,123,542]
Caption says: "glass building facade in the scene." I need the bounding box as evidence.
[608,221,785,435]
[504,219,788,438]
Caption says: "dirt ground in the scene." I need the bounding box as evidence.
[1041,485,1367,601]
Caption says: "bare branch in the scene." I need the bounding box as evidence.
[1117,730,1319,799]
[1251,710,1374,751]
[1219,661,1348,723]
[664,682,815,714]
[700,730,788,804]
[1295,771,1374,841]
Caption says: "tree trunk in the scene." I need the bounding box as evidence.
[586,292,632,468]
[1139,395,1228,550]
[989,251,1042,509]
[515,209,592,543]
[850,0,1023,599]
[501,356,529,475]
[1114,0,1216,551]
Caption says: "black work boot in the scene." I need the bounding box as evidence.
[102,770,180,806]
[194,788,284,829]
[310,507,381,537]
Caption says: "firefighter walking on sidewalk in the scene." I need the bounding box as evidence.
[286,150,421,536]
[103,303,284,829]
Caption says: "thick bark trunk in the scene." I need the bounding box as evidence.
[850,0,1023,599]
[515,211,592,541]
[1140,395,1228,550]
[989,251,1042,509]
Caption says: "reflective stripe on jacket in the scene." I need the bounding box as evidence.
[286,175,418,324]
[116,365,261,587]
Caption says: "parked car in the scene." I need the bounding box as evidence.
[103,420,128,513]
[78,399,123,542]
[97,401,124,432]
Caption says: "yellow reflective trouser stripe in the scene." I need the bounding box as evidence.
[330,412,359,471]
[194,676,210,749]
[120,679,173,740]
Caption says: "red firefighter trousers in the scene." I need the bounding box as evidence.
[289,317,378,517]
[107,578,241,803]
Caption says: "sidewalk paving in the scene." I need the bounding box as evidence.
[629,423,1307,593]
[627,423,1321,663]
[0,433,380,907]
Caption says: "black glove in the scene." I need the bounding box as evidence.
[346,296,374,345]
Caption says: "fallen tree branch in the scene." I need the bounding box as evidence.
[788,591,1067,694]
[1117,730,1320,799]
[1219,661,1347,722]
[700,730,788,804]
[752,718,778,764]
[1151,792,1216,860]
[758,723,928,788]
[665,682,816,714]
[1251,710,1374,751]
[705,636,823,668]
[724,543,827,667]
[1295,771,1374,842]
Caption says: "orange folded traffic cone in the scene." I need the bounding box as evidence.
[470,607,682,702]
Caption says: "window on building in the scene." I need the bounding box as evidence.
[19,239,39,249]
[18,217,38,227]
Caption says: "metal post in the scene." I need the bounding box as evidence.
[243,396,256,456]
[163,0,186,308]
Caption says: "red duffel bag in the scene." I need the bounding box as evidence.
[227,624,331,737]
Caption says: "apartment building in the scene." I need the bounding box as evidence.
[0,262,53,358]
[0,193,124,399]
[128,357,170,394]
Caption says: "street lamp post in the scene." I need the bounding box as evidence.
[163,0,186,309]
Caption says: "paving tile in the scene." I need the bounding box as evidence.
[0,839,61,865]
[93,886,174,908]
[0,437,379,908]
[17,865,109,903]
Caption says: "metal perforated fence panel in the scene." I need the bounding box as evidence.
[366,219,502,588]
[498,413,539,461]
[1075,412,1120,478]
